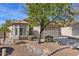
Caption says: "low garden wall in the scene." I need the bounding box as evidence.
[61,27,72,36]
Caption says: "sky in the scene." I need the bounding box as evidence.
[72,3,79,21]
[0,3,27,24]
[0,3,79,24]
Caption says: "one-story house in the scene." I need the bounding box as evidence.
[1,20,60,43]
[0,19,79,44]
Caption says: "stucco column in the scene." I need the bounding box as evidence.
[12,25,15,42]
[18,25,20,40]
[13,25,15,37]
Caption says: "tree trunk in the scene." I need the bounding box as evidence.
[29,27,33,35]
[3,32,6,44]
[59,28,61,36]
[38,31,42,44]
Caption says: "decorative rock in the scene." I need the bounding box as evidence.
[32,47,36,53]
[35,48,42,55]
[23,43,48,56]
[42,53,47,56]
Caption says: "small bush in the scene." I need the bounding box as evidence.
[45,35,54,42]
[28,35,34,41]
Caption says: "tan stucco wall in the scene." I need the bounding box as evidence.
[33,26,60,39]
[0,32,4,38]
[42,29,60,39]
[7,23,79,40]
[8,25,13,38]
[72,26,79,36]
[33,26,40,38]
[61,27,72,36]
[0,32,9,38]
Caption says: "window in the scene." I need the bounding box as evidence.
[23,28,26,35]
[14,25,27,36]
[20,28,26,36]
[20,28,23,36]
[15,28,18,35]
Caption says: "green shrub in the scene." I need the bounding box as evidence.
[45,35,54,42]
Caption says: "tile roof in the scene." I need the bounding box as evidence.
[12,20,29,24]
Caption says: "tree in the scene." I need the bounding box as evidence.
[25,3,75,44]
[0,20,12,44]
